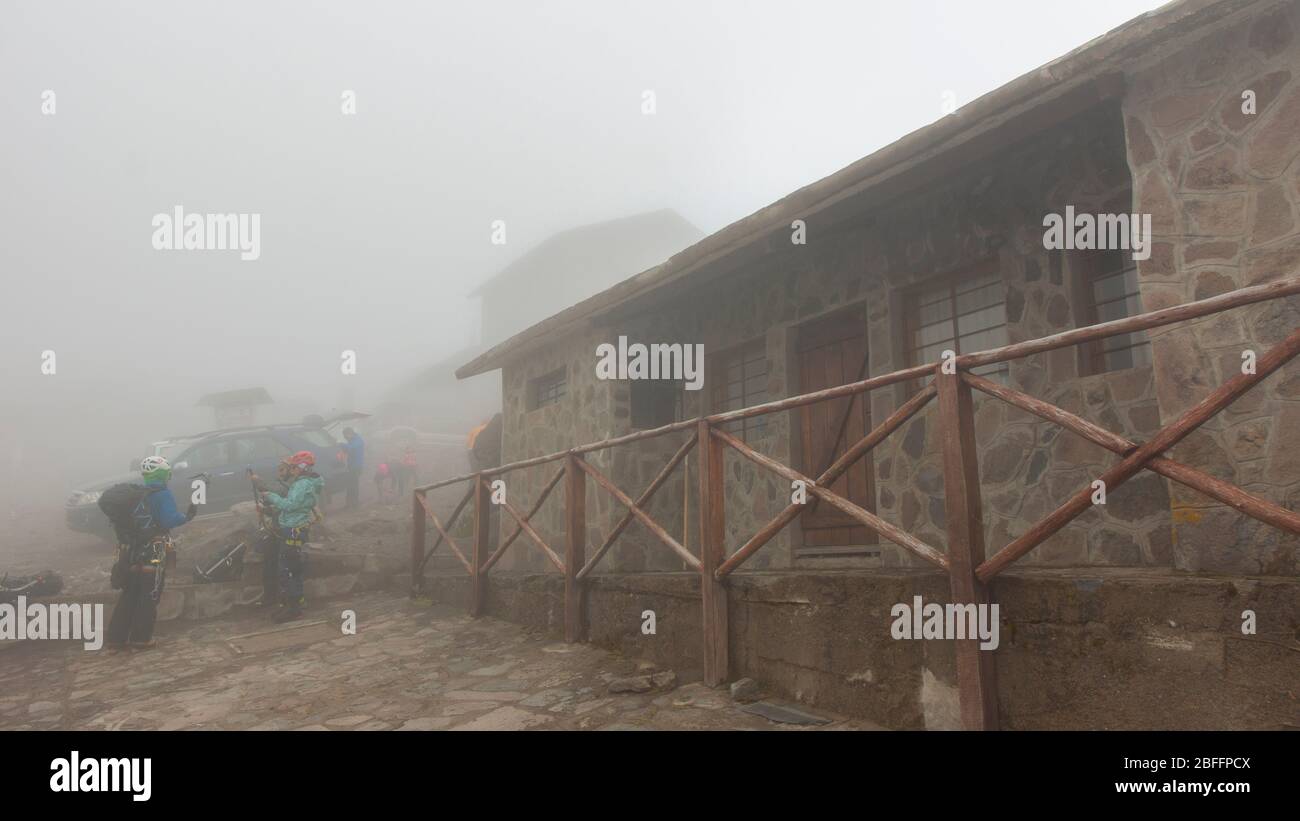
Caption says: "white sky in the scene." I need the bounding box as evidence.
[0,0,1163,497]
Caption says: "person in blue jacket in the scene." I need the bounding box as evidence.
[106,456,197,649]
[338,427,364,509]
[254,450,324,622]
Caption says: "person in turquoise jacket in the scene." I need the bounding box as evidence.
[254,450,324,622]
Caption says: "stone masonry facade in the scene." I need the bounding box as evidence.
[491,1,1299,579]
[1125,1,1300,574]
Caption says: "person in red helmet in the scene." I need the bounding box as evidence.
[251,451,323,622]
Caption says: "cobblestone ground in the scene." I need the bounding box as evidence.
[0,591,878,731]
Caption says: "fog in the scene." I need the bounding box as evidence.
[0,0,1157,516]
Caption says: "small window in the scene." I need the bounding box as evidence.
[234,435,291,464]
[709,340,770,443]
[904,263,1009,384]
[527,368,567,411]
[182,440,233,470]
[1076,250,1152,374]
[300,430,338,449]
[631,380,684,429]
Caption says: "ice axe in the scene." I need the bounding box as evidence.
[247,466,272,531]
[194,541,248,583]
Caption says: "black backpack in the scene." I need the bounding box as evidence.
[97,483,161,545]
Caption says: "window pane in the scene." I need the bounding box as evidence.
[916,318,954,348]
[713,342,768,441]
[301,430,337,448]
[1082,257,1150,374]
[917,342,951,363]
[955,280,1002,315]
[1091,272,1131,305]
[909,269,1006,366]
[917,298,952,327]
[529,368,567,409]
[956,304,1006,337]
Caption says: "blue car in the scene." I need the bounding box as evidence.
[65,413,369,540]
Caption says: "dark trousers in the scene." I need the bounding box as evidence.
[260,531,281,608]
[345,468,361,508]
[106,566,163,645]
[279,525,308,608]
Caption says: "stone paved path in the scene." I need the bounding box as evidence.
[0,591,878,731]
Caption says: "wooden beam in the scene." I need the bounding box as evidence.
[936,369,999,731]
[717,382,937,577]
[958,277,1300,370]
[427,484,473,560]
[698,419,729,687]
[711,426,949,570]
[499,494,565,572]
[565,454,587,643]
[576,457,703,573]
[410,490,427,594]
[470,476,489,617]
[577,433,697,580]
[963,372,1300,535]
[413,480,473,579]
[482,465,565,573]
[978,324,1300,581]
[706,363,934,424]
[415,492,473,574]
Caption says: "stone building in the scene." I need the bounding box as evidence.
[456,0,1300,580]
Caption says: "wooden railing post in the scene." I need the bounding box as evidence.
[697,419,728,687]
[936,367,999,730]
[411,489,427,595]
[470,475,489,617]
[565,454,587,642]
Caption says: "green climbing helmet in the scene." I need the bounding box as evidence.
[140,455,172,483]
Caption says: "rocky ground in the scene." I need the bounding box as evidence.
[0,590,880,731]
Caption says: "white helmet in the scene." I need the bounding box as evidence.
[140,455,171,475]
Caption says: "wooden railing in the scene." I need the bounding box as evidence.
[412,277,1300,730]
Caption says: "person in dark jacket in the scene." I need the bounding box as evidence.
[106,456,197,650]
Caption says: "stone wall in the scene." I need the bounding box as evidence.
[1125,0,1300,575]
[425,568,1300,730]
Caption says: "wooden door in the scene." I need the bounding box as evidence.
[797,307,877,548]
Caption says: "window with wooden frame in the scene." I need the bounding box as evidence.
[1074,249,1152,375]
[526,367,566,411]
[709,339,770,443]
[630,379,684,429]
[903,262,1010,386]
